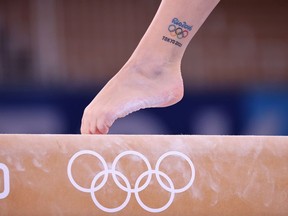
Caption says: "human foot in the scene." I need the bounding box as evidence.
[80,61,184,134]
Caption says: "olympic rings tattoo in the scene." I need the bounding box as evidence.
[168,24,189,39]
[67,150,196,213]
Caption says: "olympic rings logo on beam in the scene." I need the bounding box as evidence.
[168,24,189,39]
[67,150,196,213]
[0,163,10,200]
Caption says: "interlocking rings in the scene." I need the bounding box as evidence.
[168,24,189,39]
[67,150,195,213]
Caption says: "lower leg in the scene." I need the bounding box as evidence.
[81,0,220,134]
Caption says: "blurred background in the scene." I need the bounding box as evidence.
[0,0,287,135]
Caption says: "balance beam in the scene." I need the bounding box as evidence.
[0,135,287,216]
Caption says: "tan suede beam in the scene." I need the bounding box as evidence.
[0,135,287,216]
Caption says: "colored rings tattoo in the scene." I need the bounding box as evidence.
[168,24,189,39]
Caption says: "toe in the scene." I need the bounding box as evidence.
[80,107,93,134]
[80,121,90,134]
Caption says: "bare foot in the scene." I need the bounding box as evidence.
[80,61,184,134]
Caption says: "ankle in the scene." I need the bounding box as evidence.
[121,57,184,103]
[124,56,181,78]
[131,51,181,67]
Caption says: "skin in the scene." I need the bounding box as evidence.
[81,0,221,134]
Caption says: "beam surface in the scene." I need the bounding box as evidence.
[0,135,287,216]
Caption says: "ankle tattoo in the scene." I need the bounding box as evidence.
[162,18,193,47]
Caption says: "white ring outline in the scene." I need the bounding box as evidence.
[134,170,175,213]
[0,163,10,199]
[91,170,132,213]
[67,150,109,193]
[111,150,152,193]
[155,151,196,193]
